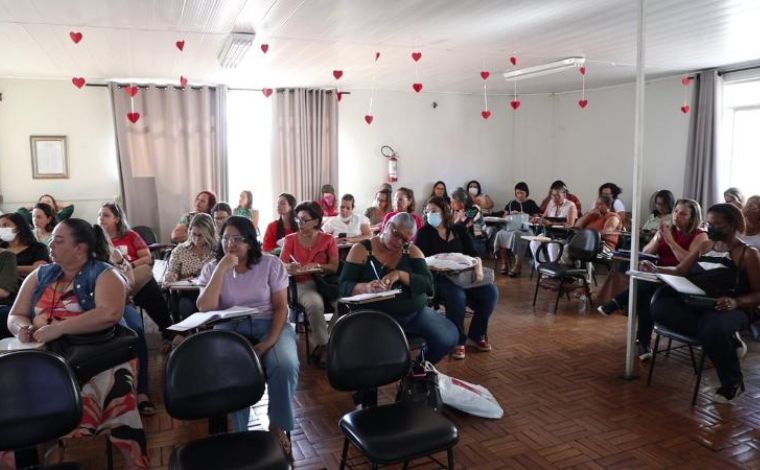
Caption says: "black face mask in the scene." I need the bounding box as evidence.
[707,225,728,241]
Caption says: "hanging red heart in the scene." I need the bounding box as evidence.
[364,115,374,125]
[126,85,138,97]
[69,31,83,44]
[175,40,185,51]
[411,52,422,62]
[681,105,690,114]
[127,112,141,123]
[262,88,273,98]
[71,77,86,88]
[375,52,381,61]
[333,70,343,80]
[509,56,517,66]
[510,99,521,110]
[180,76,188,87]
[412,83,423,93]
[579,66,587,76]
[681,76,691,86]
[261,44,269,54]
[480,71,490,80]
[337,92,345,102]
[481,110,492,119]
[578,99,589,108]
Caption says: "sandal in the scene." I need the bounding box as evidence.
[138,398,157,416]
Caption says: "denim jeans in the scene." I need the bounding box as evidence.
[216,318,300,432]
[436,277,499,345]
[122,304,149,395]
[395,306,458,364]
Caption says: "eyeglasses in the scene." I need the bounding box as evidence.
[387,228,412,243]
[296,217,314,224]
[221,235,247,244]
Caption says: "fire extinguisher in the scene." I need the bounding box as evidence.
[381,145,398,183]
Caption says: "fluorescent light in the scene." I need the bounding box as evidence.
[218,32,256,68]
[503,57,586,80]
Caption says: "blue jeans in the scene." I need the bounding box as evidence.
[395,307,458,364]
[437,277,499,345]
[122,304,149,395]
[216,318,300,432]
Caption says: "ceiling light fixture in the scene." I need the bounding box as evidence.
[218,32,256,68]
[503,57,586,80]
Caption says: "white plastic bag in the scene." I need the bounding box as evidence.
[429,364,503,419]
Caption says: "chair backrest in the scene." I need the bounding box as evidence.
[133,225,157,245]
[327,310,411,391]
[567,228,602,262]
[0,351,82,450]
[164,330,265,420]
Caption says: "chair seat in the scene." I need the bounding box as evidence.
[170,431,289,470]
[537,263,587,278]
[653,324,700,345]
[339,402,459,464]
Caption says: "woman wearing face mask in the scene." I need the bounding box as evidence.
[494,182,542,276]
[318,184,338,218]
[740,196,760,249]
[32,202,57,246]
[0,213,50,278]
[646,204,760,403]
[321,194,371,242]
[364,189,392,232]
[380,187,425,233]
[465,180,494,214]
[262,193,298,253]
[415,197,498,360]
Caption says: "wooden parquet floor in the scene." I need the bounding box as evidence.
[62,273,760,469]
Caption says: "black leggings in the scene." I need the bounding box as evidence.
[613,281,660,344]
[132,279,172,334]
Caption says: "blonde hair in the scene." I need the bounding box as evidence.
[187,213,217,250]
[674,198,703,234]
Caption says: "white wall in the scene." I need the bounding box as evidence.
[338,78,692,217]
[0,79,121,222]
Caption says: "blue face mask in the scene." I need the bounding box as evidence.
[427,212,443,228]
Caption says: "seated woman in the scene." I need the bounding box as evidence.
[430,180,451,204]
[18,194,74,226]
[380,187,425,233]
[0,248,17,338]
[318,184,338,218]
[598,199,708,357]
[741,196,760,249]
[539,180,582,216]
[724,187,745,210]
[647,204,760,402]
[234,189,260,229]
[451,188,488,257]
[280,201,339,366]
[339,212,458,363]
[7,219,149,468]
[494,182,542,276]
[32,202,57,245]
[211,202,232,237]
[263,193,297,253]
[529,184,579,262]
[599,183,625,212]
[415,197,498,360]
[466,180,495,215]
[0,212,50,278]
[321,194,371,242]
[98,203,173,342]
[642,189,675,233]
[171,190,217,243]
[574,195,622,253]
[197,216,299,458]
[164,213,216,320]
[364,188,391,232]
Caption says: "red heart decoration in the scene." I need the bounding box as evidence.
[176,40,185,51]
[480,71,490,80]
[333,70,343,80]
[481,110,492,119]
[261,43,269,54]
[412,82,423,93]
[337,91,345,102]
[180,76,188,87]
[71,77,85,88]
[411,51,422,62]
[579,66,587,76]
[509,56,517,66]
[262,88,273,98]
[69,31,83,44]
[127,112,141,123]
[126,85,138,97]
[578,99,588,108]
[375,51,381,61]
[364,114,374,125]
[681,76,691,86]
[510,99,521,110]
[681,105,690,114]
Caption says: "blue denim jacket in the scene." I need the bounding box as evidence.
[32,260,113,313]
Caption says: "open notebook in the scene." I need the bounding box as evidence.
[168,306,261,332]
[656,273,706,296]
[339,289,402,303]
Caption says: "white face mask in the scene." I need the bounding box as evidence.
[0,227,16,242]
[468,187,478,196]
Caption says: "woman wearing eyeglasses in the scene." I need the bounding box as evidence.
[197,216,299,458]
[280,201,339,367]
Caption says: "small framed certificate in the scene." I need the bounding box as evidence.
[30,136,68,179]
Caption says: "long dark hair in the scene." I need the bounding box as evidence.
[451,187,474,209]
[0,213,36,246]
[216,216,262,267]
[466,180,482,196]
[61,218,110,262]
[425,196,454,228]
[101,202,130,237]
[238,190,253,210]
[396,187,416,212]
[38,194,59,212]
[650,189,675,216]
[34,203,58,232]
[430,180,449,198]
[599,182,622,200]
[276,193,297,240]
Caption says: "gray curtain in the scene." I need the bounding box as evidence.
[271,89,338,202]
[110,83,228,242]
[683,70,720,208]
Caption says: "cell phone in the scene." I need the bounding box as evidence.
[338,233,347,239]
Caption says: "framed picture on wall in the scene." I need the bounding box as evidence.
[30,135,68,179]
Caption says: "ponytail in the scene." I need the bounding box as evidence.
[91,224,111,262]
[60,218,111,263]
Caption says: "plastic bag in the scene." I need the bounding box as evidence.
[430,363,503,419]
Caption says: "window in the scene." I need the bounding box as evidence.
[226,90,273,226]
[719,78,760,197]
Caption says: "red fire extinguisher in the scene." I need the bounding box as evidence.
[381,145,398,183]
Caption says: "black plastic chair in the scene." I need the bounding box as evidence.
[0,350,83,470]
[532,228,601,313]
[646,323,706,406]
[133,225,174,260]
[327,310,459,470]
[164,330,289,470]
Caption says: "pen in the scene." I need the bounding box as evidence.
[369,260,381,280]
[289,254,299,264]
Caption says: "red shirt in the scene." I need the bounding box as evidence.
[111,230,148,263]
[657,229,701,266]
[280,232,338,283]
[262,220,295,252]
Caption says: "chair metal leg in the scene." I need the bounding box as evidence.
[692,348,707,406]
[339,437,349,470]
[106,438,114,470]
[687,345,698,373]
[553,279,563,313]
[665,338,673,357]
[647,333,662,386]
[532,273,542,306]
[447,447,455,469]
[581,278,591,312]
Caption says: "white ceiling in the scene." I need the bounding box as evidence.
[0,0,759,94]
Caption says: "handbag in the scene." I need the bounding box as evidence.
[396,362,443,412]
[47,323,139,384]
[312,273,340,302]
[445,267,495,289]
